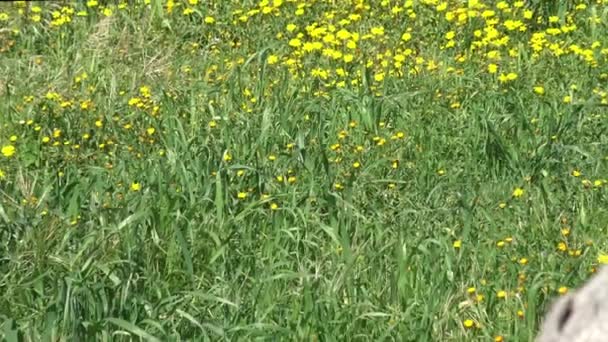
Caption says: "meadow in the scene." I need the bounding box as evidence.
[1,0,608,340]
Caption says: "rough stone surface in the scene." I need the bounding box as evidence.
[537,267,608,342]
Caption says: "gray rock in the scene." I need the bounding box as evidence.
[537,267,608,342]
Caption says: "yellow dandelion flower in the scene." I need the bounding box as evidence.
[533,86,545,95]
[130,182,141,192]
[512,187,524,198]
[1,145,15,157]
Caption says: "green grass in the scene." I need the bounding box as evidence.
[1,0,608,340]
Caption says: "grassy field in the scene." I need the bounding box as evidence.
[1,0,608,340]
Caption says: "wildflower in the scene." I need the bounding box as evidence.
[598,253,608,264]
[558,286,568,295]
[204,16,215,24]
[288,38,302,47]
[463,319,474,329]
[453,240,462,249]
[512,187,524,198]
[0,169,5,179]
[237,192,247,199]
[270,202,279,210]
[130,182,141,191]
[467,287,476,294]
[571,169,581,177]
[1,145,15,157]
[517,310,524,318]
[487,63,498,73]
[147,127,155,135]
[563,95,572,103]
[267,55,279,65]
[223,152,232,162]
[519,258,528,265]
[533,86,545,95]
[497,290,507,299]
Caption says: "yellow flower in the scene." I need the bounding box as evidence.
[571,169,581,177]
[598,253,608,264]
[353,161,361,169]
[237,192,247,199]
[204,16,215,24]
[563,95,572,103]
[497,290,507,299]
[558,286,568,295]
[487,63,498,74]
[130,182,141,191]
[533,86,545,95]
[1,145,15,157]
[288,38,302,47]
[453,240,462,249]
[463,319,474,328]
[270,202,279,210]
[0,168,5,179]
[512,187,524,198]
[267,55,279,65]
[147,127,155,135]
